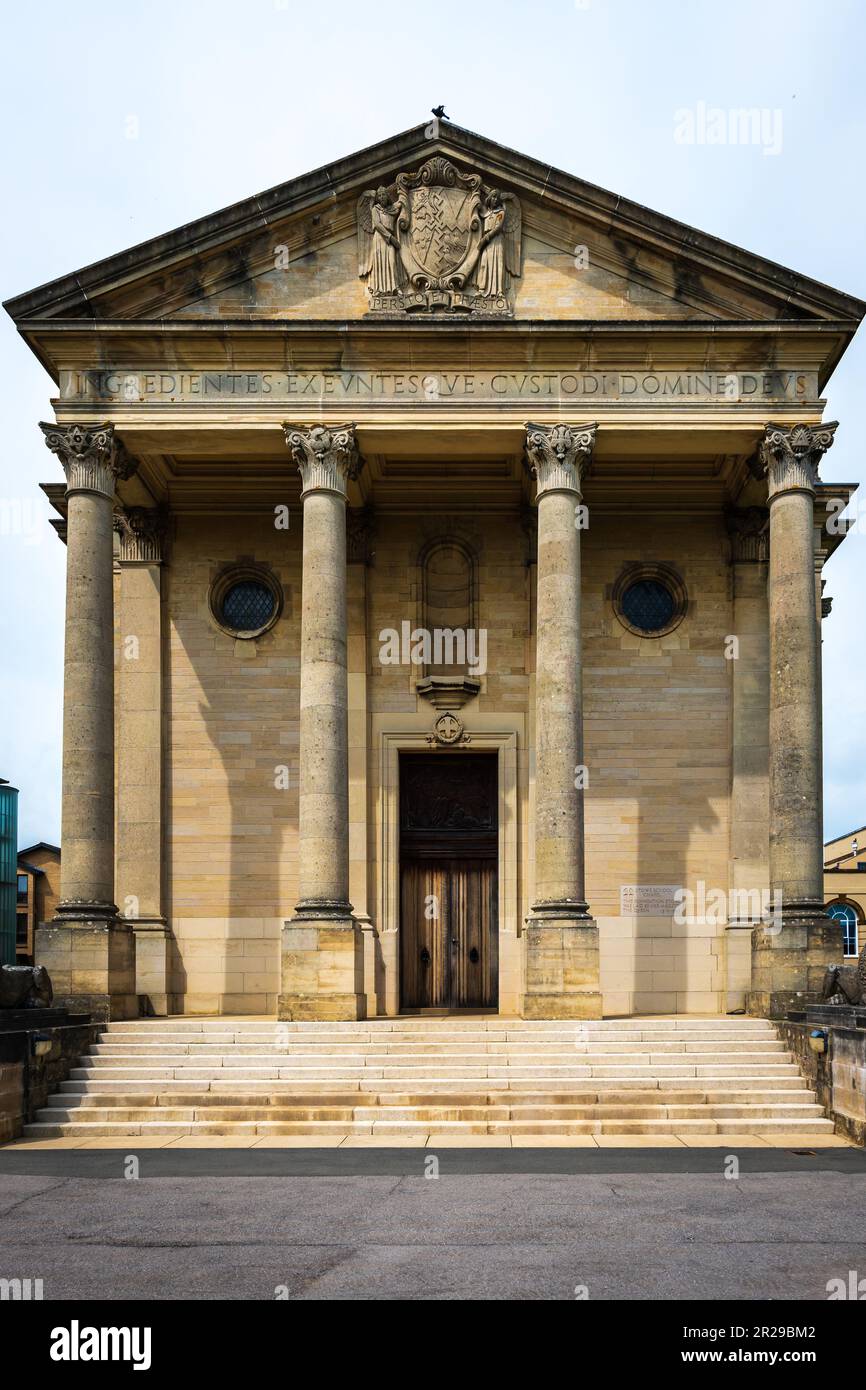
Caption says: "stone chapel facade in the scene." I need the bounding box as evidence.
[5,123,863,1021]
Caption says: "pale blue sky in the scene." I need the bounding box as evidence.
[1,0,863,847]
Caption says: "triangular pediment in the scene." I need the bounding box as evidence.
[5,122,864,332]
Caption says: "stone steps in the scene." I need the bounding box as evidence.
[24,1016,834,1142]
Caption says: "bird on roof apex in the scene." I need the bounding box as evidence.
[431,105,450,121]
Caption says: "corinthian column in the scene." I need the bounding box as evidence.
[279,424,366,1020]
[37,422,137,1020]
[748,421,841,1016]
[522,422,600,1019]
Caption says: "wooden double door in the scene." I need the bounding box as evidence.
[399,753,498,1011]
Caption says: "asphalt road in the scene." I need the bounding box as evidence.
[2,1156,866,1299]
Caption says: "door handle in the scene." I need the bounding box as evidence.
[451,937,459,946]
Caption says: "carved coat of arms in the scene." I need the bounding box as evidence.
[357,157,521,316]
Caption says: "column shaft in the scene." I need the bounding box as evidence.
[522,423,600,1020]
[768,488,824,900]
[62,488,116,909]
[296,490,351,910]
[534,489,586,907]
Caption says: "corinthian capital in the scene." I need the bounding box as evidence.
[283,423,362,499]
[114,506,168,563]
[524,422,597,500]
[40,422,137,499]
[759,421,838,501]
[726,506,769,563]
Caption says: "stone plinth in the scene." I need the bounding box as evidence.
[278,919,365,1021]
[749,913,842,1019]
[35,921,136,1022]
[522,918,601,1019]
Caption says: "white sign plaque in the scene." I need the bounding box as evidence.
[619,884,682,917]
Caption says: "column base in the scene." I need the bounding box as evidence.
[131,918,171,1016]
[522,911,601,1020]
[279,911,366,1021]
[35,917,138,1022]
[747,904,841,1018]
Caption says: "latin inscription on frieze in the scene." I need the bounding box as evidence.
[60,369,819,406]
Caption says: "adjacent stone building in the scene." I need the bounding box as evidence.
[5,122,863,1021]
[16,842,61,962]
[824,826,866,958]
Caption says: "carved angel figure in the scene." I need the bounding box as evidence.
[357,186,405,296]
[473,189,521,298]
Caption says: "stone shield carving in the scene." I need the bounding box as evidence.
[357,157,521,316]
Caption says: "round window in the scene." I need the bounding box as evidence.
[612,564,687,638]
[222,581,275,633]
[620,579,676,634]
[209,566,282,639]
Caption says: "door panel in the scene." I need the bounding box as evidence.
[400,856,498,1010]
[400,860,450,1009]
[451,858,498,1008]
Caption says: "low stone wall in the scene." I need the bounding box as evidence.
[0,1060,24,1144]
[778,1008,866,1147]
[0,1020,101,1144]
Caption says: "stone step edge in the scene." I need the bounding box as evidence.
[37,1101,825,1118]
[21,1118,836,1138]
[51,1087,817,1104]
